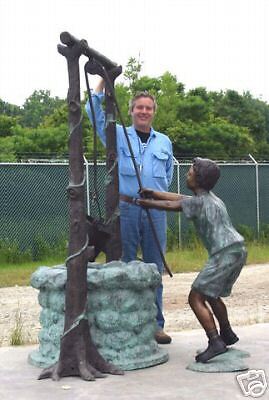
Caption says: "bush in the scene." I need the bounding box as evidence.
[259,224,269,244]
[181,224,202,249]
[167,227,178,250]
[236,224,256,242]
[0,239,32,264]
[0,236,67,264]
[31,235,67,261]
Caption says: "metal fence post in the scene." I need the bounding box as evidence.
[249,154,260,237]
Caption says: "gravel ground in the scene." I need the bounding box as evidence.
[0,263,268,346]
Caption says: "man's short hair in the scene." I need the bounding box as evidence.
[193,157,220,191]
[129,92,157,113]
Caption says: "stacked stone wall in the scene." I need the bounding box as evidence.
[29,260,168,370]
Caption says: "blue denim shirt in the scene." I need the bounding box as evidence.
[85,93,174,198]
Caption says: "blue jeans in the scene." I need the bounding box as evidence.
[120,200,167,329]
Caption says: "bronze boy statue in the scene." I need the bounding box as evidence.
[137,157,247,363]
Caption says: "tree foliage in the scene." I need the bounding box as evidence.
[168,119,254,159]
[0,114,18,137]
[0,98,21,117]
[123,56,143,93]
[0,136,16,161]
[1,57,269,161]
[20,90,65,128]
[13,124,69,158]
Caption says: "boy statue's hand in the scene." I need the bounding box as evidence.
[139,188,154,199]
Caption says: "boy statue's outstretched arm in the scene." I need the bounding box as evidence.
[139,188,190,201]
[137,197,182,211]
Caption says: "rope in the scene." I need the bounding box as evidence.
[84,65,102,219]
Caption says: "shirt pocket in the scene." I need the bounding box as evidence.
[120,147,138,176]
[152,151,169,178]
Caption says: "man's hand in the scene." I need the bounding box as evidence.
[139,188,154,199]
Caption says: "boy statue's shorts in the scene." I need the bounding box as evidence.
[191,242,247,298]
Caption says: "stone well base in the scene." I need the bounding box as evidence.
[28,260,169,370]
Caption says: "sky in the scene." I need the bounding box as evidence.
[1,0,269,106]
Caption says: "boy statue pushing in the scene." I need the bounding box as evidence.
[138,157,247,363]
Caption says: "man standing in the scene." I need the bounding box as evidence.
[85,79,174,344]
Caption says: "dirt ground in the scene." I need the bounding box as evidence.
[0,263,268,346]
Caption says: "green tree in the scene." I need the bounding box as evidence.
[131,76,161,95]
[13,124,69,158]
[0,99,22,117]
[188,87,210,102]
[114,83,131,126]
[2,61,268,161]
[168,118,254,159]
[20,90,65,128]
[213,90,269,143]
[123,57,143,93]
[177,95,210,123]
[0,136,16,161]
[42,103,68,127]
[154,72,180,132]
[0,114,18,137]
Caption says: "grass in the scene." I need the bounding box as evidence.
[245,241,269,264]
[1,242,269,287]
[166,245,207,273]
[0,259,58,288]
[0,254,105,288]
[167,241,269,273]
[9,305,24,346]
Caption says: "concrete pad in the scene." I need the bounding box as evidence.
[0,323,268,400]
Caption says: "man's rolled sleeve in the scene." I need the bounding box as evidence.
[166,142,174,187]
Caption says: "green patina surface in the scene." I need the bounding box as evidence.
[28,260,169,370]
[187,348,250,373]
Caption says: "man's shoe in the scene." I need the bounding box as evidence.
[220,326,239,345]
[155,329,172,344]
[195,336,227,363]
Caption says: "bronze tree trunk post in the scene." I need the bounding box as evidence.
[38,32,123,381]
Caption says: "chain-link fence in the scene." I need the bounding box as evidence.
[1,159,268,259]
[177,161,268,245]
[0,162,69,259]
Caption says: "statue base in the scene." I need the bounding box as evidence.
[28,261,169,370]
[187,347,250,373]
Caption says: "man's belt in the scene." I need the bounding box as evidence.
[119,194,139,204]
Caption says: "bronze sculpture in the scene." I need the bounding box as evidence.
[38,32,123,381]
